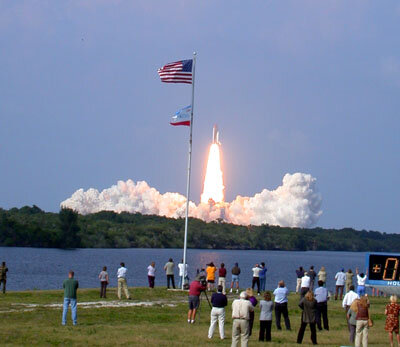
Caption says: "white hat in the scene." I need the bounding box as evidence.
[240,291,247,299]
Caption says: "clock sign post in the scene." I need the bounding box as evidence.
[366,253,400,295]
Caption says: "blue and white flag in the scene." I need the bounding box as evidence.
[170,105,191,126]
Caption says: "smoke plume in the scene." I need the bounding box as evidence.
[61,173,322,228]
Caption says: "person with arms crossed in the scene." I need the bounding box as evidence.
[231,291,254,347]
[335,268,346,300]
[208,285,228,340]
[117,262,131,299]
[273,280,291,331]
[62,271,79,326]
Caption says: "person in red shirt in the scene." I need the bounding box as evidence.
[187,275,207,324]
[218,263,227,294]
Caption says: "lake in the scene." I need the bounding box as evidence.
[0,247,367,292]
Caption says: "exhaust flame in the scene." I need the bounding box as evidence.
[201,143,224,204]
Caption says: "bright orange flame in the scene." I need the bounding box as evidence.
[201,143,224,204]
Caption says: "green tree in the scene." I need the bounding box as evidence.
[59,208,81,248]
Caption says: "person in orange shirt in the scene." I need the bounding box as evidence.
[206,262,217,291]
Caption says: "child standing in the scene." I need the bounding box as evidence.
[259,291,274,341]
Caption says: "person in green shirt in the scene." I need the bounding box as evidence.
[62,271,79,326]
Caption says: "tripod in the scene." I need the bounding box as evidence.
[201,290,212,309]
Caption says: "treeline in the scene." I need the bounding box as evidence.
[0,205,398,251]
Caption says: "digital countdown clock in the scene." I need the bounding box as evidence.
[366,253,400,295]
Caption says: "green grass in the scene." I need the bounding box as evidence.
[0,287,390,346]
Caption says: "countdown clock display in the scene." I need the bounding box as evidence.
[366,253,400,294]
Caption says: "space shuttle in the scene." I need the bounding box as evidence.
[212,124,220,145]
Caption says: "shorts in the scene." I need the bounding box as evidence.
[207,280,215,283]
[188,295,200,310]
[232,274,239,283]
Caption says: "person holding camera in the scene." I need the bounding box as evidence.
[231,291,254,347]
[187,275,207,324]
[208,285,228,340]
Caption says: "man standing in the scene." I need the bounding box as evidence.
[164,258,176,289]
[259,262,267,292]
[62,271,79,326]
[187,275,206,324]
[178,260,188,289]
[208,285,228,340]
[0,262,8,294]
[335,268,346,300]
[314,280,329,331]
[251,264,261,295]
[300,272,311,298]
[342,285,359,332]
[230,263,241,294]
[273,280,291,330]
[117,262,131,299]
[231,291,254,347]
[218,263,227,294]
[296,266,305,294]
[308,266,317,291]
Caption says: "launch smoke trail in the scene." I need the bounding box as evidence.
[61,173,322,228]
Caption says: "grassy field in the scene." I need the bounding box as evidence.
[0,287,390,346]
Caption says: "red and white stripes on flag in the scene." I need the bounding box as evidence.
[158,59,193,84]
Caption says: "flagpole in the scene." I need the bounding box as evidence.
[182,52,196,290]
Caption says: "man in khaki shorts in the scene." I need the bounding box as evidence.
[117,262,131,300]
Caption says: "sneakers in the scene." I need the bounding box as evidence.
[236,290,239,294]
[229,288,233,293]
[187,319,191,323]
[190,320,195,324]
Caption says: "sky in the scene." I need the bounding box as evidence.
[0,1,399,233]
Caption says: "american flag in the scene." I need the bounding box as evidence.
[158,59,193,84]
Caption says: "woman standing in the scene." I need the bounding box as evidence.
[147,262,156,288]
[355,296,370,347]
[318,266,327,287]
[99,266,109,298]
[385,295,400,347]
[259,291,273,342]
[206,262,217,291]
[297,291,317,345]
[246,288,258,336]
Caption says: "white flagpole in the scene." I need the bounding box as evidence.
[182,52,196,290]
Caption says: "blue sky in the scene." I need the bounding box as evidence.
[0,1,399,233]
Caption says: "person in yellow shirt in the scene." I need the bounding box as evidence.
[206,262,217,291]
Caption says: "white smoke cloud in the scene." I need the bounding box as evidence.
[60,173,322,228]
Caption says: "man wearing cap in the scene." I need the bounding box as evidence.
[231,291,254,347]
[335,268,346,300]
[187,275,207,324]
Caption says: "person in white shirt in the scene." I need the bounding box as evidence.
[300,272,311,298]
[231,291,254,347]
[117,262,131,300]
[251,264,261,295]
[147,262,156,288]
[178,260,188,289]
[342,284,360,333]
[335,268,346,300]
[356,267,368,297]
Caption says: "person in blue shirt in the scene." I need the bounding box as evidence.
[259,262,267,292]
[314,280,329,331]
[273,280,291,330]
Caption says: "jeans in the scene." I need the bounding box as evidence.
[260,277,266,292]
[62,298,77,325]
[208,307,225,339]
[148,275,155,288]
[0,279,6,293]
[178,275,183,288]
[259,320,272,341]
[275,302,291,330]
[357,285,366,297]
[167,275,175,288]
[335,285,344,300]
[349,324,356,343]
[297,322,317,344]
[100,281,107,298]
